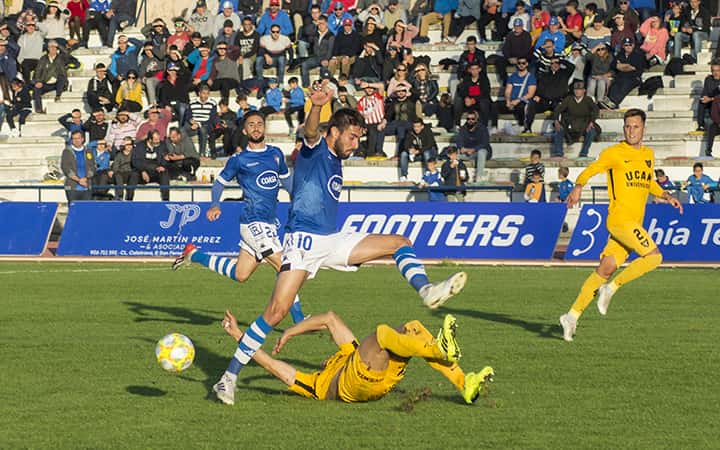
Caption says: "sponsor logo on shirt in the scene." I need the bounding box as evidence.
[256,170,279,190]
[327,174,343,200]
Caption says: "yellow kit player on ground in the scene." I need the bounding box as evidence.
[560,109,683,342]
[220,310,494,404]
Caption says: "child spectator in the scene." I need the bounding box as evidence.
[419,157,444,201]
[524,149,545,184]
[284,77,305,135]
[524,170,543,202]
[683,162,717,204]
[654,169,675,204]
[557,166,574,201]
[259,77,282,117]
[7,78,32,137]
[441,146,468,202]
[111,136,134,200]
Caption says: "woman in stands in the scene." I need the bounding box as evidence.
[411,63,439,118]
[39,1,70,49]
[386,20,418,53]
[115,69,143,112]
[386,63,412,100]
[66,0,89,45]
[360,17,385,51]
[639,15,669,66]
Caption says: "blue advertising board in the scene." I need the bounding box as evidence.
[58,202,567,259]
[566,204,720,262]
[0,202,58,255]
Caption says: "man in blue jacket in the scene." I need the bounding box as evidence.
[108,35,142,86]
[534,16,565,53]
[257,0,293,36]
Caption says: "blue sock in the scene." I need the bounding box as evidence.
[289,295,305,324]
[227,315,272,376]
[393,246,430,292]
[191,250,237,281]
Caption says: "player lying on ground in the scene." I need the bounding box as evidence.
[212,83,468,405]
[220,309,494,404]
[560,109,683,342]
[172,111,305,323]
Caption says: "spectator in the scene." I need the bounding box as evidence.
[586,43,613,102]
[209,41,240,102]
[17,20,45,83]
[551,81,600,159]
[86,62,115,111]
[697,60,720,132]
[131,129,170,201]
[332,85,357,112]
[300,16,333,87]
[105,109,140,152]
[259,77,282,116]
[84,109,109,142]
[674,0,709,60]
[605,0,640,32]
[38,1,69,49]
[235,16,260,81]
[534,16,565,53]
[107,0,137,45]
[477,0,504,42]
[411,63,438,118]
[214,1,241,35]
[456,36,487,83]
[183,83,217,157]
[141,18,169,58]
[111,135,134,200]
[231,93,256,152]
[639,15,669,66]
[418,157,444,201]
[497,18,532,85]
[382,85,416,157]
[32,39,67,113]
[329,18,362,78]
[158,63,191,123]
[237,0,262,17]
[529,3,550,44]
[524,148,545,185]
[167,18,191,53]
[215,19,238,49]
[496,57,536,133]
[7,78,32,137]
[139,43,164,105]
[165,126,201,180]
[581,15,612,50]
[386,62,412,98]
[328,2,354,35]
[358,5,385,33]
[507,1,530,32]
[526,56,574,133]
[108,35,142,82]
[61,130,96,203]
[284,76,305,133]
[441,146,468,202]
[0,38,18,86]
[533,38,560,75]
[704,97,720,157]
[437,93,454,132]
[655,169,675,190]
[83,0,112,46]
[357,81,386,158]
[610,13,634,53]
[297,4,321,59]
[399,118,437,181]
[91,139,112,199]
[58,108,86,142]
[524,170,543,202]
[557,166,573,202]
[256,24,291,86]
[67,0,90,44]
[599,37,644,110]
[382,45,401,80]
[136,105,171,140]
[559,1,583,44]
[682,162,716,203]
[187,39,216,87]
[455,61,492,126]
[383,0,408,30]
[386,19,418,51]
[456,110,492,179]
[351,41,383,81]
[256,0,293,36]
[185,0,215,39]
[115,68,143,111]
[210,98,236,155]
[282,0,309,41]
[665,2,683,53]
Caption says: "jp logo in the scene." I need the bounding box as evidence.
[256,170,279,190]
[160,204,201,233]
[571,208,602,257]
[327,174,343,200]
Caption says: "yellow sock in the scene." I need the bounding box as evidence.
[569,271,607,319]
[376,324,444,359]
[613,253,662,288]
[426,360,466,391]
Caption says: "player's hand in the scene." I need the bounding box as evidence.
[667,195,684,214]
[309,80,333,107]
[206,205,221,221]
[273,332,292,355]
[142,171,150,183]
[222,310,243,341]
[566,185,583,209]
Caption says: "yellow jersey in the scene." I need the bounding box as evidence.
[576,141,665,224]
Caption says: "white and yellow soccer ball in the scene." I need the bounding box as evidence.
[155,333,195,373]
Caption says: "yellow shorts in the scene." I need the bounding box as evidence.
[290,342,356,400]
[601,219,657,265]
[335,349,406,403]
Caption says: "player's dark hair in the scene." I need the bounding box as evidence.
[531,149,542,158]
[243,110,265,123]
[288,76,298,84]
[328,108,366,134]
[693,162,704,170]
[559,166,570,178]
[624,108,646,124]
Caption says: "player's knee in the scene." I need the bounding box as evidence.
[393,235,413,250]
[234,267,251,283]
[265,302,291,325]
[646,250,663,267]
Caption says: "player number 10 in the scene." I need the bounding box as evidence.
[294,234,313,251]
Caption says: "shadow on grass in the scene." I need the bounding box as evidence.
[126,385,167,397]
[436,307,563,340]
[124,301,221,325]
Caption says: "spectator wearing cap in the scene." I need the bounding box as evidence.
[185,0,215,39]
[411,63,438,117]
[187,39,216,86]
[300,15,333,87]
[158,63,191,124]
[115,68,143,111]
[215,18,238,48]
[525,55,574,133]
[235,16,260,81]
[167,18,191,52]
[32,39,67,113]
[259,76,282,116]
[83,0,112,46]
[208,41,240,102]
[183,83,217,157]
[327,2,355,35]
[214,1,242,35]
[639,15,669,66]
[17,20,46,83]
[183,32,203,58]
[599,37,644,110]
[418,0,457,43]
[108,35,142,83]
[66,0,90,43]
[6,78,32,137]
[507,2,530,31]
[586,43,613,102]
[107,0,137,45]
[605,1,639,32]
[329,18,362,78]
[455,61,492,127]
[496,18,532,85]
[38,1,70,49]
[141,18,169,59]
[257,0,293,36]
[139,42,164,105]
[61,130,97,203]
[674,0,710,60]
[136,105,172,140]
[86,62,115,111]
[256,24,291,85]
[610,13,635,53]
[551,81,600,158]
[447,0,481,43]
[383,0,408,30]
[105,108,140,151]
[534,16,565,53]
[581,15,611,51]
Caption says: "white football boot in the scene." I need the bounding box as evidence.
[559,314,577,342]
[420,272,467,309]
[213,373,236,405]
[596,283,617,316]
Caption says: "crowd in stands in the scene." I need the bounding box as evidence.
[0,0,719,202]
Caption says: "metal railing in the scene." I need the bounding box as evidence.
[590,185,719,203]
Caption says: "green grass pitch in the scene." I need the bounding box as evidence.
[1,262,718,449]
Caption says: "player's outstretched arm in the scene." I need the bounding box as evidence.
[567,151,613,208]
[650,181,684,214]
[207,179,225,221]
[304,80,333,147]
[273,311,356,355]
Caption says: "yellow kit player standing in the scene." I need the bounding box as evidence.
[560,109,683,342]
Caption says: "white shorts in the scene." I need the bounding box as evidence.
[239,221,283,261]
[280,231,369,279]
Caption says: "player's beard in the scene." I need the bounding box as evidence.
[248,133,265,144]
[334,139,351,160]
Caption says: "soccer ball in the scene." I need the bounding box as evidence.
[155,333,195,373]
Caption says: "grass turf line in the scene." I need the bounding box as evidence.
[0,263,718,449]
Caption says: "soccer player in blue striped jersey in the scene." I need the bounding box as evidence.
[213,81,467,405]
[172,111,306,324]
